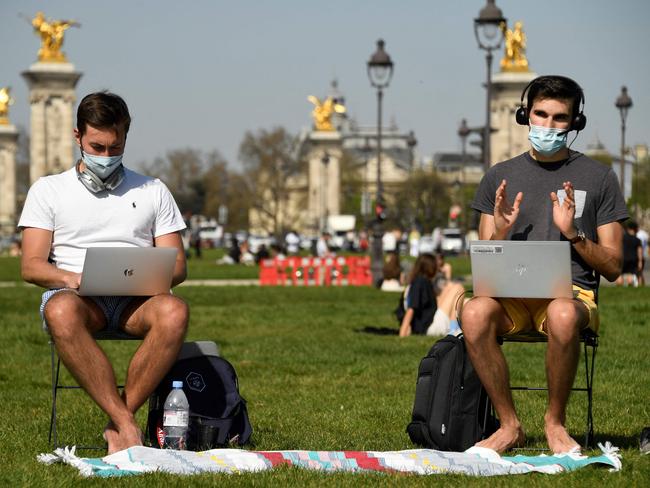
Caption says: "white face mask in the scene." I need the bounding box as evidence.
[528,124,568,157]
[82,152,123,179]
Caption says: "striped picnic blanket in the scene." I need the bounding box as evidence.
[38,443,621,478]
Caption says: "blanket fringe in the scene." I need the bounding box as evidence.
[598,442,622,472]
[37,446,94,477]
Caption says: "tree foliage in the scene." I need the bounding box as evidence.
[239,127,303,237]
[338,150,364,225]
[141,148,249,230]
[391,169,453,232]
[630,156,650,224]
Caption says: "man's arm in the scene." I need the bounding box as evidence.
[154,231,187,287]
[21,227,81,289]
[478,213,497,240]
[551,181,623,282]
[569,221,623,282]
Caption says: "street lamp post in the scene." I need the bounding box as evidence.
[615,86,633,198]
[367,39,394,287]
[406,130,417,166]
[321,151,330,232]
[406,130,418,228]
[361,137,372,226]
[458,119,470,234]
[474,0,506,172]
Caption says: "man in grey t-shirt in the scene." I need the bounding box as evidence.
[462,76,627,454]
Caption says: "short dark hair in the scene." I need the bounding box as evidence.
[627,220,639,232]
[76,91,131,137]
[527,76,582,120]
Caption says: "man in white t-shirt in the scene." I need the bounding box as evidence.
[18,92,189,454]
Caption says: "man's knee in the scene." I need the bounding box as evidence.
[545,299,583,342]
[150,295,189,338]
[43,292,89,338]
[461,297,502,341]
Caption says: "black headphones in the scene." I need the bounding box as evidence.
[515,75,586,132]
[76,160,125,193]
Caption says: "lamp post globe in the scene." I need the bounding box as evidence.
[615,86,633,196]
[474,0,506,173]
[367,39,394,287]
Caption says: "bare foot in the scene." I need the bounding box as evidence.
[545,422,580,454]
[104,421,143,454]
[475,425,525,454]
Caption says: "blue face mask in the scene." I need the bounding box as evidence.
[528,124,568,157]
[82,152,123,179]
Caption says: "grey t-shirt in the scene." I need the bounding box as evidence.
[472,151,628,291]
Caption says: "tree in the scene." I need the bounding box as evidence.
[338,150,364,225]
[140,148,250,230]
[630,155,650,224]
[392,169,452,232]
[239,127,303,237]
[221,172,251,231]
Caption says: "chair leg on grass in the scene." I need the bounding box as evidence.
[49,342,60,448]
[584,337,597,448]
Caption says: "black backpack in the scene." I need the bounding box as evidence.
[147,341,253,450]
[406,333,498,451]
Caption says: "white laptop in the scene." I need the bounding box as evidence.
[469,241,573,299]
[78,247,177,296]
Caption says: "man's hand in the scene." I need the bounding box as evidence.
[493,179,523,239]
[550,181,577,238]
[62,271,82,289]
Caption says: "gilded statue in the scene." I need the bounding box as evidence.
[307,95,346,132]
[500,21,529,72]
[0,87,14,125]
[30,11,80,62]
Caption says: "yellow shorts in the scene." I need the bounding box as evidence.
[498,285,599,336]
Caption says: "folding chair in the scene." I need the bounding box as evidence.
[499,329,598,447]
[456,290,599,448]
[48,329,140,450]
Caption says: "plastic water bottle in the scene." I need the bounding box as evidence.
[163,380,190,450]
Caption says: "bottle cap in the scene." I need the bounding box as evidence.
[172,380,183,388]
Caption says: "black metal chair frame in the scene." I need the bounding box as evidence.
[499,329,598,448]
[49,330,140,450]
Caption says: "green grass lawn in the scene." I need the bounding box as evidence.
[0,252,471,283]
[0,275,648,485]
[0,250,261,282]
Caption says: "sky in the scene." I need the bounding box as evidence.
[2,0,649,171]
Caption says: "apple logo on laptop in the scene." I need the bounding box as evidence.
[124,268,134,277]
[515,264,527,276]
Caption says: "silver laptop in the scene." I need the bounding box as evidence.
[78,247,177,296]
[469,241,573,299]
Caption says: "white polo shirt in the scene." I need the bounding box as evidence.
[18,166,186,274]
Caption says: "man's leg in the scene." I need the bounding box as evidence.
[43,291,140,453]
[543,298,588,453]
[461,297,525,453]
[108,294,188,450]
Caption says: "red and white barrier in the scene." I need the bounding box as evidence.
[259,256,372,286]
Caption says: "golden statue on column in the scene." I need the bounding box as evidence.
[30,11,80,62]
[0,87,14,125]
[307,95,346,131]
[500,21,529,72]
